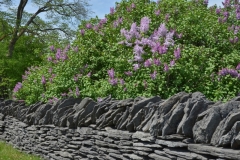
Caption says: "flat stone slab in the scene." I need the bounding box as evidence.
[154,150,177,159]
[109,153,128,160]
[163,148,209,160]
[119,145,153,152]
[123,153,145,160]
[133,142,162,148]
[188,144,240,160]
[155,139,188,147]
[105,127,132,139]
[148,153,172,160]
[132,131,152,139]
[158,134,186,140]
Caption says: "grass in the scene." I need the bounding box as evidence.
[0,141,42,160]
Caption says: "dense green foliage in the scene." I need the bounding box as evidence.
[13,0,240,105]
[0,15,72,99]
[0,19,45,98]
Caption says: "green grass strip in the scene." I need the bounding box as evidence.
[0,141,42,160]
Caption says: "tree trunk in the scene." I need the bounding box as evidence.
[6,0,28,58]
[7,38,17,57]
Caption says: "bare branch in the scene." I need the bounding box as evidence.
[5,0,93,57]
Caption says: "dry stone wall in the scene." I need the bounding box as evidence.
[0,92,240,160]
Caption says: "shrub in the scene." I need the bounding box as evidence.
[13,0,240,105]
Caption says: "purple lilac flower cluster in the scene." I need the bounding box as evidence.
[47,44,80,64]
[21,66,40,80]
[228,25,240,43]
[203,0,209,5]
[215,1,240,81]
[107,68,118,86]
[113,17,123,28]
[13,82,22,93]
[119,16,182,79]
[219,63,240,79]
[107,68,126,86]
[80,17,108,35]
[76,87,80,97]
[127,3,136,12]
[41,76,46,85]
[216,0,240,23]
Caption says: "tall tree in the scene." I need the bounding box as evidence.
[0,17,46,99]
[0,0,94,57]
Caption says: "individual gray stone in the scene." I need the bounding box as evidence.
[58,151,73,159]
[18,108,29,122]
[97,107,125,128]
[26,101,44,115]
[59,108,75,127]
[148,153,172,160]
[112,113,122,126]
[193,101,240,144]
[188,144,240,160]
[118,140,133,146]
[136,102,157,131]
[133,142,162,148]
[132,131,152,140]
[117,106,130,130]
[0,113,4,120]
[154,150,177,159]
[127,108,144,132]
[58,98,82,110]
[141,106,158,132]
[103,137,114,143]
[116,98,134,108]
[177,92,214,136]
[79,146,98,154]
[182,138,194,144]
[155,139,187,147]
[73,98,96,127]
[73,97,92,113]
[109,153,127,160]
[158,134,186,140]
[53,105,74,126]
[105,127,132,140]
[122,153,145,160]
[120,145,153,152]
[231,130,240,149]
[130,96,161,118]
[162,102,186,136]
[81,140,94,146]
[163,148,211,160]
[183,99,213,138]
[211,111,240,147]
[133,150,149,156]
[125,96,161,132]
[77,127,93,135]
[149,92,189,137]
[28,104,52,125]
[94,95,112,119]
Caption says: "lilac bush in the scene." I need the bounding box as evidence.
[13,0,240,105]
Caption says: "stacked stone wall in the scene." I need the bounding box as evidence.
[0,92,240,160]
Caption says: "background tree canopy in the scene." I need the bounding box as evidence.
[0,0,94,57]
[0,0,94,98]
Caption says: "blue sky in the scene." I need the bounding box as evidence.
[21,0,223,20]
[3,0,224,25]
[88,0,223,19]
